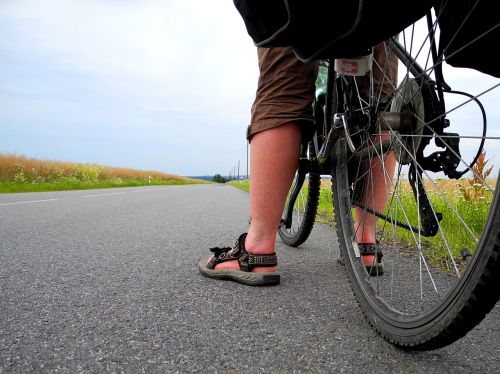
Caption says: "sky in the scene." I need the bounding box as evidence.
[1,2,499,178]
[0,0,258,177]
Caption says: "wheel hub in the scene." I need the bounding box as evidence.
[390,79,426,165]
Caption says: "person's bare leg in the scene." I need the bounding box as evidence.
[215,123,302,272]
[354,42,398,265]
[355,131,396,264]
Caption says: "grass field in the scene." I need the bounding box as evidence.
[227,180,249,192]
[0,154,204,193]
[229,175,494,268]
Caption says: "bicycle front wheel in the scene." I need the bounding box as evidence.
[332,8,500,349]
[279,144,321,247]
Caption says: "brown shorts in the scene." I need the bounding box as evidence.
[248,47,319,141]
[248,44,398,141]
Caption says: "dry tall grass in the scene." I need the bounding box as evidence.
[0,153,197,183]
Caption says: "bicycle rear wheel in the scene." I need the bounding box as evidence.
[331,9,500,349]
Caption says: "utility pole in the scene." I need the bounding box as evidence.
[237,160,240,180]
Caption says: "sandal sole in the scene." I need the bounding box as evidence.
[365,262,384,276]
[338,255,384,276]
[198,260,280,286]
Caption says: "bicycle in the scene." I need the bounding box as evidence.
[278,3,500,350]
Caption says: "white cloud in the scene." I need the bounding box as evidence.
[1,0,258,115]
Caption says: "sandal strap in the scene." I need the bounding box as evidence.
[359,243,383,262]
[248,254,278,267]
[206,233,277,271]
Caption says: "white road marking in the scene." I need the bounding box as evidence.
[0,187,168,205]
[82,192,126,198]
[132,187,171,192]
[0,198,59,206]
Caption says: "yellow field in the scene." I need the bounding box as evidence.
[321,176,496,195]
[0,153,199,183]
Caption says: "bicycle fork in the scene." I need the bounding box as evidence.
[281,158,310,229]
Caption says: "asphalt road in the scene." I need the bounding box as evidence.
[1,184,499,373]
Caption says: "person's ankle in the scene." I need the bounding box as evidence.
[244,233,276,255]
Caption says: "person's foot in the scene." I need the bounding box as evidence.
[359,243,384,275]
[360,254,377,266]
[199,233,280,286]
[213,234,277,273]
[338,243,384,276]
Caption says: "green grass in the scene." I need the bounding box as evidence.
[384,187,492,268]
[228,178,493,268]
[228,180,249,192]
[0,179,198,193]
[316,180,492,266]
[316,182,335,225]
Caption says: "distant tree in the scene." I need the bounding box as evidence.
[213,174,227,183]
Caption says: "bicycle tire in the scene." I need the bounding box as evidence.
[331,10,500,349]
[333,138,500,349]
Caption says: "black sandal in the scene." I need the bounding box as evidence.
[198,233,280,286]
[359,243,384,276]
